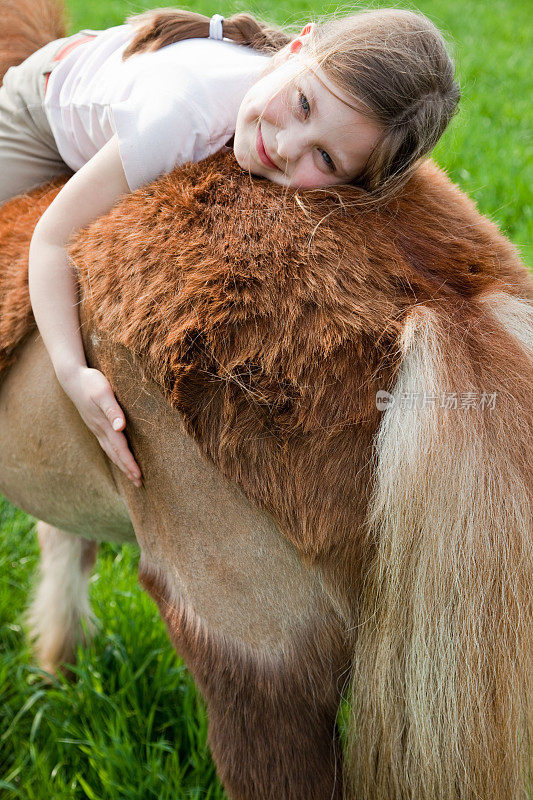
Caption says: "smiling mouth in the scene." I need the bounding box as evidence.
[256,125,280,171]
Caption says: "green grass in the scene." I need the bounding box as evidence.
[1,0,532,797]
[0,499,226,799]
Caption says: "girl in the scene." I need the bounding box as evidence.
[2,6,459,487]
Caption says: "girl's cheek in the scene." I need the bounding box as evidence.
[294,164,331,190]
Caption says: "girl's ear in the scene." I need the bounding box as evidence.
[300,22,317,37]
[289,21,317,55]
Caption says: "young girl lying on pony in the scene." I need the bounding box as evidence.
[0,6,459,485]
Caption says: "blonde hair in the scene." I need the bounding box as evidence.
[123,7,460,201]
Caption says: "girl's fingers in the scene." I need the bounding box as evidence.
[69,368,142,486]
[98,397,126,431]
[93,395,142,485]
[102,430,143,486]
[109,429,142,479]
[89,377,126,433]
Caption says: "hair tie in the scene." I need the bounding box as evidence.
[209,14,225,41]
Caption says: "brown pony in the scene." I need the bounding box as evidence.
[0,2,531,799]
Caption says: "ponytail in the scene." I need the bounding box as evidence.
[122,7,293,60]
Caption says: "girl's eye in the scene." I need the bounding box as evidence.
[320,150,335,170]
[298,90,336,173]
[299,90,310,117]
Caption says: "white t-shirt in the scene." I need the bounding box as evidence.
[43,25,270,190]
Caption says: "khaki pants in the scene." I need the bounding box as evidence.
[0,36,74,206]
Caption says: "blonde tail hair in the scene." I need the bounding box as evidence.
[347,292,532,799]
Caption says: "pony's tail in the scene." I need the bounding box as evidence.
[347,291,532,799]
[0,0,66,84]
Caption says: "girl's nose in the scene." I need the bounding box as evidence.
[275,128,302,167]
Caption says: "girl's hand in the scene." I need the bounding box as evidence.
[59,365,143,487]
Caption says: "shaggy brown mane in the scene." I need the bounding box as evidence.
[0,152,531,578]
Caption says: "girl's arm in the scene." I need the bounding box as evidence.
[29,134,142,487]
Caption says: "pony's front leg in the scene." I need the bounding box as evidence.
[199,629,345,800]
[141,567,348,800]
[27,521,98,675]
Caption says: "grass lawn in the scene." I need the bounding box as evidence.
[1,0,531,797]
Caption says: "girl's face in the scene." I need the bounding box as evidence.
[233,25,383,189]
